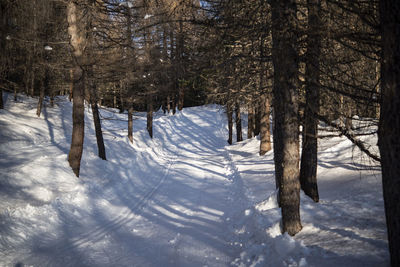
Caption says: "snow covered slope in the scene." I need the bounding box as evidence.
[0,94,388,266]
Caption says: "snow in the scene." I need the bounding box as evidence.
[0,93,389,266]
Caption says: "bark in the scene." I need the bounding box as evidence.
[167,94,171,114]
[299,0,321,203]
[172,94,176,115]
[227,104,233,145]
[254,102,261,136]
[69,69,73,101]
[259,94,271,155]
[68,66,85,177]
[67,0,87,177]
[91,101,106,160]
[379,1,400,265]
[128,106,133,143]
[235,101,243,142]
[271,0,302,236]
[0,89,3,109]
[36,82,45,117]
[178,87,184,111]
[248,102,255,139]
[147,95,153,138]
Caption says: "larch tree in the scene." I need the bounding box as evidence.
[271,0,302,236]
[378,0,400,265]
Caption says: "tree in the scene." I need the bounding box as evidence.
[378,0,400,265]
[299,0,322,202]
[67,0,88,177]
[271,0,302,236]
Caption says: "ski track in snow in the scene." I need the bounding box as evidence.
[0,94,389,267]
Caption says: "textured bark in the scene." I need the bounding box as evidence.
[254,102,261,136]
[271,0,302,236]
[259,94,271,155]
[147,95,153,138]
[68,66,85,177]
[67,0,87,177]
[128,106,133,143]
[227,104,233,145]
[248,102,255,139]
[300,0,321,203]
[379,1,400,265]
[235,101,243,142]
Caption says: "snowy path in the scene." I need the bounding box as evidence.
[0,95,389,266]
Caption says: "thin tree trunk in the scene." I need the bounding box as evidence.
[259,94,271,155]
[299,0,321,203]
[0,89,3,109]
[178,87,184,111]
[254,101,261,136]
[172,94,176,115]
[128,105,133,143]
[147,95,153,138]
[227,103,233,145]
[271,0,302,236]
[235,101,243,142]
[167,94,171,114]
[379,0,400,265]
[248,102,255,139]
[91,101,106,160]
[69,69,73,101]
[36,81,44,117]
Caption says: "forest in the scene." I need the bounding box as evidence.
[0,0,399,266]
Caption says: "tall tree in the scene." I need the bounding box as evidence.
[379,0,400,265]
[67,0,88,177]
[299,0,322,202]
[271,0,302,236]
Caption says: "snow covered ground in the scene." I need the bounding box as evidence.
[0,93,388,266]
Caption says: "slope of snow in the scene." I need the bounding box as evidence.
[0,93,388,266]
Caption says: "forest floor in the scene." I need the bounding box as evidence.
[0,93,389,266]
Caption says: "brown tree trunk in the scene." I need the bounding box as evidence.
[227,104,233,145]
[36,81,45,117]
[128,106,133,143]
[254,101,261,136]
[259,94,271,155]
[147,95,153,138]
[172,94,176,115]
[167,94,171,114]
[67,0,87,177]
[178,86,184,111]
[299,0,321,203]
[68,66,85,177]
[271,0,302,236]
[69,69,73,101]
[248,102,255,139]
[379,1,400,265]
[235,101,243,142]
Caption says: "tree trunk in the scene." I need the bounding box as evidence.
[299,0,321,203]
[128,106,133,143]
[167,94,171,114]
[36,81,45,117]
[68,66,85,177]
[254,101,261,136]
[178,86,184,111]
[235,101,243,142]
[147,95,153,138]
[271,0,302,236]
[67,0,87,177]
[69,69,73,101]
[91,101,106,160]
[172,94,176,115]
[379,1,400,265]
[0,89,3,109]
[248,102,255,139]
[259,94,271,155]
[227,103,233,145]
